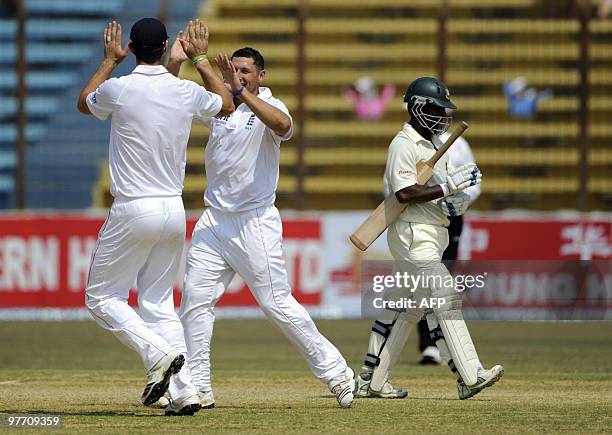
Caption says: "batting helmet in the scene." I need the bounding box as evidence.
[403,77,456,109]
[403,77,456,135]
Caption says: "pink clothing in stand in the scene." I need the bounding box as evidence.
[344,83,396,121]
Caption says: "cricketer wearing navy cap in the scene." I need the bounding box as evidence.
[76,19,234,416]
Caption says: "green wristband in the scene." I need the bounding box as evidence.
[192,53,208,64]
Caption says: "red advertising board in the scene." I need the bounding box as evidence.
[459,215,611,260]
[0,213,609,311]
[0,215,323,308]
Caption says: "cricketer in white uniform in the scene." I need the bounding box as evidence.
[77,19,233,415]
[355,77,504,400]
[177,47,356,408]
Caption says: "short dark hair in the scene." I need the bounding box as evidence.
[231,47,265,71]
[132,45,165,64]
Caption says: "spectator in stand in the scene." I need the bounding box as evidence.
[344,76,396,121]
[503,77,552,119]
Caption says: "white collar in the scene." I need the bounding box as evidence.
[257,87,273,100]
[401,123,441,149]
[132,65,169,75]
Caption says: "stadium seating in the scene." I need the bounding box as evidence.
[0,0,126,208]
[1,0,205,209]
[26,0,123,15]
[62,0,607,211]
[146,0,610,212]
[0,19,108,39]
[0,71,78,90]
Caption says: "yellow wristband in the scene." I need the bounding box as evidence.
[191,53,208,64]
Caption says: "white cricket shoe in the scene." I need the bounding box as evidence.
[199,391,215,409]
[458,365,504,400]
[165,394,202,416]
[355,370,408,399]
[146,392,170,409]
[141,351,185,406]
[328,367,355,408]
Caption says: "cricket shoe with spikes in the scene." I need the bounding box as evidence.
[328,367,355,408]
[141,351,185,406]
[355,370,408,399]
[458,365,504,400]
[165,395,202,416]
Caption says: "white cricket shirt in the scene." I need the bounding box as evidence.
[86,64,222,199]
[198,87,293,212]
[384,123,451,227]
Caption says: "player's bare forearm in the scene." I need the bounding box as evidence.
[77,59,118,115]
[195,59,234,116]
[237,89,291,137]
[395,184,444,204]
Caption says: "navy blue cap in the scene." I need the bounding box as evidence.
[130,18,168,49]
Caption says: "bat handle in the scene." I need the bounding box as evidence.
[429,121,469,167]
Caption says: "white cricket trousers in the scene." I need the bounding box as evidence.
[85,196,197,401]
[180,205,348,393]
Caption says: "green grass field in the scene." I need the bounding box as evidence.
[1,320,611,433]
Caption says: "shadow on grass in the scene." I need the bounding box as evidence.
[1,409,167,418]
[325,395,493,402]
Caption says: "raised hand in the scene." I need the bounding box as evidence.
[179,19,209,59]
[103,21,129,66]
[215,53,242,94]
[169,27,189,64]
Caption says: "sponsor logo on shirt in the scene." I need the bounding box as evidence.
[397,169,415,177]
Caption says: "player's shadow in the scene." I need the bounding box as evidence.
[408,396,493,402]
[318,395,493,402]
[2,409,169,418]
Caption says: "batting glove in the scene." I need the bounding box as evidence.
[440,163,482,196]
[438,191,471,217]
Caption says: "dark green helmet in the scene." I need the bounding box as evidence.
[403,76,456,110]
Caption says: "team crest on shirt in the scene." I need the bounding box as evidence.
[245,114,256,129]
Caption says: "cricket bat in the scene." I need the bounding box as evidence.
[349,121,469,251]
